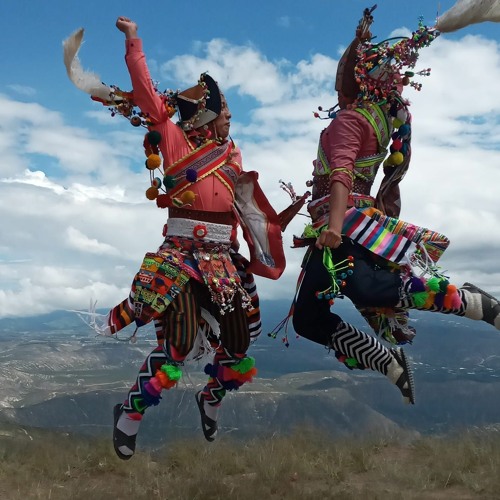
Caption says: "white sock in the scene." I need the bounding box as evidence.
[462,290,483,321]
[204,401,220,421]
[117,412,141,436]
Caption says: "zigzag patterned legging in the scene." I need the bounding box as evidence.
[122,278,252,414]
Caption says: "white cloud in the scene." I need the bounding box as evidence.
[7,84,37,97]
[66,227,121,256]
[0,32,499,320]
[162,39,288,104]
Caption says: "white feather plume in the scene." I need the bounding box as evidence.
[437,0,500,32]
[62,28,114,102]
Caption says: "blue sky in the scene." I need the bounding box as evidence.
[1,0,499,318]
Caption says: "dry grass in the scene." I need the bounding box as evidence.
[1,425,500,499]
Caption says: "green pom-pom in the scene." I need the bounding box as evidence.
[345,357,358,368]
[303,224,319,239]
[146,130,162,146]
[426,277,441,292]
[163,175,176,189]
[439,279,450,292]
[232,356,255,374]
[412,291,429,308]
[161,363,182,381]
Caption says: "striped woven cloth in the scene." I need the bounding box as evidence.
[342,207,449,264]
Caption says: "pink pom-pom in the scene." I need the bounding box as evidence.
[149,376,163,393]
[451,292,462,310]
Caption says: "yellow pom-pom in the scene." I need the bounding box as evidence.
[389,152,404,166]
[145,186,159,200]
[393,118,403,129]
[146,154,162,170]
[180,190,196,204]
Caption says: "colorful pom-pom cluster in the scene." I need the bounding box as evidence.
[142,363,182,407]
[204,356,257,391]
[385,108,411,168]
[408,276,461,310]
[97,82,205,207]
[140,130,199,207]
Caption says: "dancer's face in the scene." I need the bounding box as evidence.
[212,95,231,140]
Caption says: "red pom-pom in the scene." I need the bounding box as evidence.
[392,138,403,151]
[156,194,171,209]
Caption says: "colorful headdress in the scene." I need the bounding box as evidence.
[176,73,222,130]
[336,5,439,105]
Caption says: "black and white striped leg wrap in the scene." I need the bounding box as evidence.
[331,322,392,375]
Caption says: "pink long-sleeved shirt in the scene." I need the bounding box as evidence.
[321,108,379,194]
[125,38,241,213]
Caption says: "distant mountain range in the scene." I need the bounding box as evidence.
[1,300,499,446]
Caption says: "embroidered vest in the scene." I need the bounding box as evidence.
[313,103,392,192]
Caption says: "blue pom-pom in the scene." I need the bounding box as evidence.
[221,380,241,391]
[410,276,426,292]
[398,124,411,136]
[434,292,445,309]
[142,391,162,407]
[204,363,217,377]
[186,168,197,183]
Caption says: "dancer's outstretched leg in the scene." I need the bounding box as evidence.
[113,345,182,459]
[196,292,254,441]
[331,321,415,404]
[113,285,199,459]
[397,276,500,330]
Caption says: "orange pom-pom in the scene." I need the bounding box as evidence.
[155,370,170,388]
[146,154,162,170]
[423,291,436,309]
[443,294,453,310]
[145,186,159,200]
[444,284,459,310]
[180,190,196,204]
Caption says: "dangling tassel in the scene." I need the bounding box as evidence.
[268,266,306,347]
[316,247,355,305]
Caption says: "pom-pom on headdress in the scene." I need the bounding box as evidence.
[335,5,440,106]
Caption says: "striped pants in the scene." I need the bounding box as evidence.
[121,262,260,414]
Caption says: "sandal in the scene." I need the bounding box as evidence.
[195,391,218,442]
[390,348,415,405]
[462,282,500,326]
[113,404,137,460]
